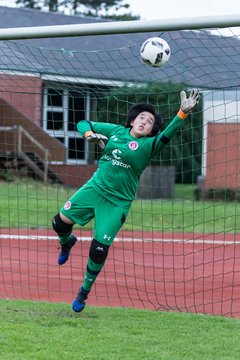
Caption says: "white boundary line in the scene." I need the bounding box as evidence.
[0,234,239,245]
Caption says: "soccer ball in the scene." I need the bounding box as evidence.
[140,37,171,67]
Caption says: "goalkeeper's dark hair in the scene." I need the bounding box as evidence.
[125,103,163,137]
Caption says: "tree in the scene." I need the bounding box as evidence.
[15,0,139,19]
[16,0,41,10]
[16,0,62,11]
[76,0,131,17]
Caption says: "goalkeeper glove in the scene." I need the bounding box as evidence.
[180,89,200,114]
[84,131,108,150]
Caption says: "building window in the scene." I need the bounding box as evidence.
[43,86,90,164]
[47,111,64,130]
[48,88,63,107]
[68,138,85,160]
[68,91,86,131]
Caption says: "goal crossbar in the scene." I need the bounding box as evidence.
[0,14,239,40]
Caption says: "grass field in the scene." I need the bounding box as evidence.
[0,179,240,234]
[1,179,240,359]
[1,299,240,360]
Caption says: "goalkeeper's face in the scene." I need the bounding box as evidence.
[130,111,155,138]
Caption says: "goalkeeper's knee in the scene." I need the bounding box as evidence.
[52,213,73,235]
[89,238,109,264]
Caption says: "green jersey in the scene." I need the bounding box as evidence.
[77,114,183,208]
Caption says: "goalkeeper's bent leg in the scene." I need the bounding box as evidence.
[52,212,73,245]
[52,212,77,265]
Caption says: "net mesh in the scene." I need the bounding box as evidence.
[1,26,240,317]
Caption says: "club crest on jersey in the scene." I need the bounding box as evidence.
[64,201,71,210]
[128,141,138,151]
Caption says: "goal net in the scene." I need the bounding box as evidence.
[1,19,240,318]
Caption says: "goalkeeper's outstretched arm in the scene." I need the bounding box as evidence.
[77,120,119,149]
[153,89,200,155]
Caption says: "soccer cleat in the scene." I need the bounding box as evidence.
[58,234,77,265]
[72,286,89,313]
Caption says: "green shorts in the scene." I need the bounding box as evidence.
[60,183,130,246]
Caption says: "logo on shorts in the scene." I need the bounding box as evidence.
[64,201,71,210]
[128,141,138,150]
[104,234,111,242]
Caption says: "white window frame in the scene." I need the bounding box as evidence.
[42,85,89,165]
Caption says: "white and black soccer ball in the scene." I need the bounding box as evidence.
[140,37,171,67]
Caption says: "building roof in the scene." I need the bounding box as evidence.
[0,6,240,89]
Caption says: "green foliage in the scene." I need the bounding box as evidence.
[15,0,139,19]
[16,0,59,11]
[16,0,42,9]
[195,187,240,202]
[95,82,203,183]
[78,0,130,17]
[1,299,240,360]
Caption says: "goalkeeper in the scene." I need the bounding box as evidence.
[52,89,200,313]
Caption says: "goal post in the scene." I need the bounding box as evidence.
[1,14,240,317]
[0,14,238,39]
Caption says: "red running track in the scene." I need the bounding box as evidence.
[1,228,240,318]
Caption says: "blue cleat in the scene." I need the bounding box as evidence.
[72,286,89,313]
[58,234,77,265]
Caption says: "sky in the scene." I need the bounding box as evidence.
[1,0,240,20]
[0,0,239,38]
[127,0,240,20]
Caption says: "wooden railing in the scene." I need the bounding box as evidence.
[1,125,49,182]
